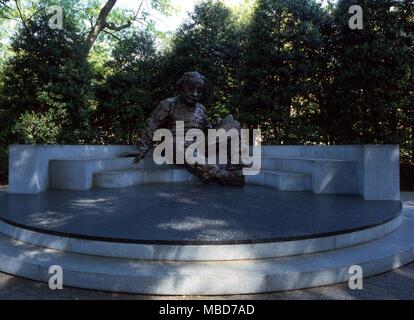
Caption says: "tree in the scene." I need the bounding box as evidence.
[93,31,163,144]
[0,14,93,145]
[85,0,142,52]
[160,0,242,120]
[235,0,331,143]
[0,0,172,54]
[321,0,413,159]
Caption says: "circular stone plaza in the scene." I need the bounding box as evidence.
[0,144,413,295]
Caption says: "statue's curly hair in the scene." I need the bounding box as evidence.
[177,71,207,88]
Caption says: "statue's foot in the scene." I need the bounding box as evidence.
[198,175,211,184]
[225,163,252,171]
[185,164,245,186]
[185,164,213,184]
[214,170,245,187]
[225,164,242,171]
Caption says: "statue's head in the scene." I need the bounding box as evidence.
[177,71,207,105]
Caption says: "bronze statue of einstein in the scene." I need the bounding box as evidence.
[125,71,245,187]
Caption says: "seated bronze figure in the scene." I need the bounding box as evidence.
[124,71,245,187]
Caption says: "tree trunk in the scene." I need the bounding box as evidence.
[85,0,118,53]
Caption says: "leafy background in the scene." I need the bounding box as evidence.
[0,0,413,189]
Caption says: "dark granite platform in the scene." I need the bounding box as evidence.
[0,183,402,244]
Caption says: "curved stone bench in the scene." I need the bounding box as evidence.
[8,144,400,200]
[246,170,311,191]
[93,166,313,191]
[261,156,359,194]
[49,157,139,190]
[50,155,355,193]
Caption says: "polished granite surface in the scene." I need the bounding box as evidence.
[0,183,402,244]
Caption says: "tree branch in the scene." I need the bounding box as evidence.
[0,0,13,11]
[85,0,149,54]
[104,20,131,31]
[27,8,43,22]
[85,0,118,53]
[102,29,122,41]
[14,0,26,28]
[133,0,144,21]
[0,13,22,24]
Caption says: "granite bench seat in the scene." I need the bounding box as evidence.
[93,167,195,189]
[49,157,138,190]
[246,170,312,191]
[259,156,359,194]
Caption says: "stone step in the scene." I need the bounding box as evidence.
[246,170,312,191]
[0,216,401,261]
[260,155,352,170]
[93,167,197,189]
[0,211,412,295]
[49,155,172,190]
[95,168,312,191]
[259,156,358,194]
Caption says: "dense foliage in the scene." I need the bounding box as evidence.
[0,14,92,176]
[0,0,413,186]
[1,15,92,142]
[323,0,413,150]
[93,31,163,144]
[159,0,242,120]
[235,0,332,143]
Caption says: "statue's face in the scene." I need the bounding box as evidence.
[181,78,205,105]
